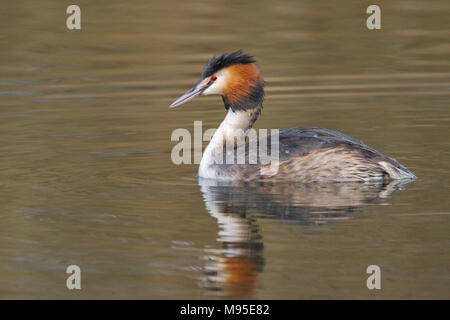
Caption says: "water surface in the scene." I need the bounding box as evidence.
[0,0,449,299]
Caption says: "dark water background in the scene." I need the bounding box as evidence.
[0,0,449,298]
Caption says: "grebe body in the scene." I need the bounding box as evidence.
[170,51,416,183]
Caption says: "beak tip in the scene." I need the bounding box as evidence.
[169,83,209,110]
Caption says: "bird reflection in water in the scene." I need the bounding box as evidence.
[197,178,412,296]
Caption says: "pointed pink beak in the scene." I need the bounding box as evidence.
[169,81,211,109]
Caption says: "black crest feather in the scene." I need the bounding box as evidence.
[201,50,256,79]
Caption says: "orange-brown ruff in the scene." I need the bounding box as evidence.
[170,51,416,183]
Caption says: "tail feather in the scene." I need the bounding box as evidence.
[378,161,417,180]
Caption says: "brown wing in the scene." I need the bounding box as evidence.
[210,127,416,182]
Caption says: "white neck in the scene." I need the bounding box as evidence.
[199,109,253,179]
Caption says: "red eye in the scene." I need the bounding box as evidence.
[211,76,217,82]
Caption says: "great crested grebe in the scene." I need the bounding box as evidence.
[170,51,416,182]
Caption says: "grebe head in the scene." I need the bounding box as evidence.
[169,51,264,112]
